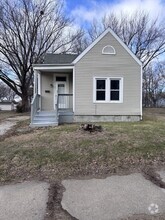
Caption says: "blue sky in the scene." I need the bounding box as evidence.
[65,0,165,27]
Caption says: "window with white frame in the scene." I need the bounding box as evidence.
[102,45,116,55]
[110,79,120,101]
[96,79,106,101]
[94,77,123,103]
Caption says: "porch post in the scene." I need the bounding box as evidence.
[33,69,41,110]
[33,69,38,97]
[38,71,41,95]
[73,66,75,113]
[33,70,37,98]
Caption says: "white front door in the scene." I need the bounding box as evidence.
[56,81,66,109]
[54,75,69,110]
[57,82,65,94]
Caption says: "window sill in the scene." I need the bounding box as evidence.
[93,101,123,104]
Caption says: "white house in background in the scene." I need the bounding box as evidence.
[31,28,142,127]
[0,101,16,111]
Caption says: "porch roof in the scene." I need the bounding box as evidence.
[33,63,74,67]
[33,64,74,72]
[33,53,77,72]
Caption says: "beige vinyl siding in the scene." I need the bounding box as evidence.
[41,73,54,111]
[75,32,141,116]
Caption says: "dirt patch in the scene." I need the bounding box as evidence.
[45,182,78,220]
[142,167,165,189]
[7,116,30,121]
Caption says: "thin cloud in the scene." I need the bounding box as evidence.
[71,0,165,26]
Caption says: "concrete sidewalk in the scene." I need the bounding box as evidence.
[0,181,49,220]
[1,172,165,220]
[0,116,30,136]
[62,172,165,220]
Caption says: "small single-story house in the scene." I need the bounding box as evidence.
[0,101,16,111]
[31,28,142,126]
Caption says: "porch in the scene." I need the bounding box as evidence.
[31,93,73,126]
[30,65,74,127]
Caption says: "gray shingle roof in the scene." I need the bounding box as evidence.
[44,53,78,64]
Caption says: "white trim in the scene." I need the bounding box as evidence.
[93,77,107,103]
[33,66,74,71]
[93,77,123,103]
[140,65,143,119]
[102,45,116,55]
[93,77,96,103]
[73,66,75,113]
[120,77,124,103]
[38,72,41,95]
[33,70,38,96]
[72,28,142,66]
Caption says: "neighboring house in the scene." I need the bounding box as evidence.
[157,98,165,107]
[0,101,16,111]
[31,28,142,127]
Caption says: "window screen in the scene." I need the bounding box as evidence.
[110,80,120,101]
[96,79,106,101]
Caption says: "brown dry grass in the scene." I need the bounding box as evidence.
[0,108,165,183]
[0,111,29,121]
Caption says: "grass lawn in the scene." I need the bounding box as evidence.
[0,111,29,122]
[0,108,165,183]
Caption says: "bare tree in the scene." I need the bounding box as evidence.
[71,30,89,54]
[88,11,165,69]
[143,62,165,107]
[0,0,81,111]
[0,81,7,101]
[0,81,16,101]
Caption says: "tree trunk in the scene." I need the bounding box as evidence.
[21,92,29,112]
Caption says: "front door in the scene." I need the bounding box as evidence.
[54,75,69,110]
[56,82,66,109]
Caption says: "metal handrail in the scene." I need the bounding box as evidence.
[31,94,40,123]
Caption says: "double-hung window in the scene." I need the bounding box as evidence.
[96,79,106,101]
[110,79,120,101]
[94,77,123,103]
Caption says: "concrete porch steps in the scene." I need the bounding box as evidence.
[35,111,56,116]
[31,111,58,127]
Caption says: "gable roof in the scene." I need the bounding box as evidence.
[72,28,142,66]
[44,53,78,64]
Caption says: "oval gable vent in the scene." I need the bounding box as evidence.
[102,45,116,55]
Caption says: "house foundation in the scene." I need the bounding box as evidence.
[74,115,141,122]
